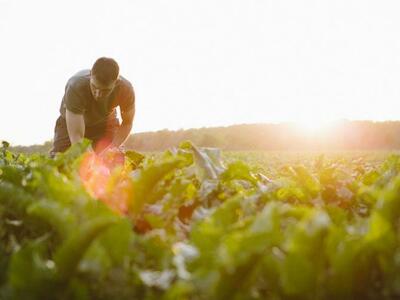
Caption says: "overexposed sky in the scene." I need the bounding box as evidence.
[1,0,400,145]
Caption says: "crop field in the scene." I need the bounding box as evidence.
[1,140,400,299]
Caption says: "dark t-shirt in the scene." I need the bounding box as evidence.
[59,69,135,127]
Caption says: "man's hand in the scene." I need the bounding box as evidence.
[97,144,120,157]
[97,145,125,169]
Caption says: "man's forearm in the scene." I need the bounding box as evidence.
[66,110,85,144]
[69,134,84,144]
[68,127,85,144]
[111,123,132,147]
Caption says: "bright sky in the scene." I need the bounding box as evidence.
[1,0,400,145]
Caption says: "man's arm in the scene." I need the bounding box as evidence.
[110,106,135,148]
[66,109,85,144]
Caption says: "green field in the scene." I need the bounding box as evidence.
[1,141,400,299]
[225,150,391,173]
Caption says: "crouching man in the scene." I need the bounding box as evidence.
[50,57,135,157]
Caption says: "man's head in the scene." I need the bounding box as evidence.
[90,57,120,100]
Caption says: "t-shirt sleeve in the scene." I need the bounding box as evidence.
[119,83,135,112]
[64,85,86,114]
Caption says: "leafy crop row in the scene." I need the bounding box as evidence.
[1,140,400,299]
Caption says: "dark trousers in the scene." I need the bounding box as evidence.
[49,116,119,157]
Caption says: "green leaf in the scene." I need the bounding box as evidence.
[128,157,184,214]
[190,143,225,180]
[221,161,258,185]
[1,141,10,149]
[53,217,117,282]
[27,201,75,239]
[8,241,57,300]
[125,150,145,169]
[0,181,35,213]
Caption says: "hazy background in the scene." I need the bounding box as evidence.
[1,0,400,146]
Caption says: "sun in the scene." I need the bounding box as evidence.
[293,117,337,135]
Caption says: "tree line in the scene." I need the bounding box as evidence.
[9,120,400,154]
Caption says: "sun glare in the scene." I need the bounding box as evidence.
[294,117,337,135]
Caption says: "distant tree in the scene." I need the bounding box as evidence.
[10,121,400,153]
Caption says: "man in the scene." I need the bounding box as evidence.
[50,57,135,157]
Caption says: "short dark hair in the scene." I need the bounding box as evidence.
[91,57,119,85]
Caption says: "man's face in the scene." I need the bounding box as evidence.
[90,74,117,101]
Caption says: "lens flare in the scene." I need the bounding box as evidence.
[79,150,132,214]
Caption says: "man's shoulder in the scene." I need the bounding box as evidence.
[117,75,134,91]
[66,69,90,90]
[115,75,135,109]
